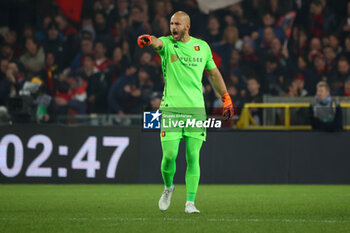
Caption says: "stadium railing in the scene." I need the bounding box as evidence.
[237,103,350,130]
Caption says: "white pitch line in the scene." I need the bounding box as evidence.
[1,217,350,224]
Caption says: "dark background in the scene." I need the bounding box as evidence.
[1,125,349,184]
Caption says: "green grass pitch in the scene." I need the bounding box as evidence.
[0,185,349,233]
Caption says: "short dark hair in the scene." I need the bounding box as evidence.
[94,10,107,19]
[317,81,330,91]
[94,41,106,48]
[246,74,260,84]
[262,11,274,17]
[311,0,322,6]
[323,46,335,53]
[83,53,94,61]
[131,5,143,12]
[338,57,349,64]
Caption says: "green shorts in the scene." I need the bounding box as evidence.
[160,111,206,142]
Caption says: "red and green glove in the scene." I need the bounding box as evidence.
[137,34,152,48]
[222,93,234,120]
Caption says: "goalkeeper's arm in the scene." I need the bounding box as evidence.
[207,67,234,120]
[137,34,164,51]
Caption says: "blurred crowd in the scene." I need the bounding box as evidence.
[1,0,350,123]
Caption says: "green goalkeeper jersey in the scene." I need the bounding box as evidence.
[157,36,216,114]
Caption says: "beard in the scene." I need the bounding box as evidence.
[172,28,186,41]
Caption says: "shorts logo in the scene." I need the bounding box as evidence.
[194,44,200,51]
[143,110,161,129]
[161,131,166,137]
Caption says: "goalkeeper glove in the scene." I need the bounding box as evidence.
[222,93,234,120]
[137,34,152,48]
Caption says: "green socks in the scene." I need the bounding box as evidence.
[161,137,203,202]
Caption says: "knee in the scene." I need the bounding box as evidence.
[186,152,200,168]
[162,150,177,163]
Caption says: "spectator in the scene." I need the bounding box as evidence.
[329,33,342,55]
[339,2,350,39]
[268,38,284,62]
[310,81,342,131]
[108,66,153,114]
[257,12,284,42]
[71,38,94,73]
[295,56,317,95]
[213,26,241,70]
[116,0,129,19]
[310,50,328,84]
[240,40,261,75]
[39,52,60,96]
[1,43,17,62]
[285,78,299,97]
[267,0,287,19]
[3,0,350,121]
[226,49,241,80]
[294,76,308,97]
[2,30,22,59]
[264,56,286,96]
[236,9,257,38]
[80,54,108,113]
[152,16,170,37]
[81,17,96,42]
[19,37,45,77]
[94,41,112,72]
[342,77,350,96]
[244,76,262,125]
[125,5,151,53]
[55,14,78,38]
[138,51,160,88]
[108,65,137,114]
[309,37,323,53]
[110,20,125,46]
[259,26,276,55]
[93,0,118,28]
[6,62,26,95]
[108,46,128,84]
[23,24,36,40]
[342,36,350,61]
[289,27,308,59]
[152,0,167,22]
[94,10,113,46]
[35,16,53,41]
[0,58,11,106]
[308,0,336,37]
[43,21,64,67]
[205,15,222,44]
[323,46,337,75]
[330,57,350,94]
[55,73,87,115]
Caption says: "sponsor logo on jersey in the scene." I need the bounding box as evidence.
[179,57,203,63]
[171,54,179,63]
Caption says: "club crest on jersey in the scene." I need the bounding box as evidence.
[194,44,200,51]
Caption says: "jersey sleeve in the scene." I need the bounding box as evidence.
[157,36,169,57]
[204,42,217,70]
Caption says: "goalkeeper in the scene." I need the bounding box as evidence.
[137,11,233,213]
